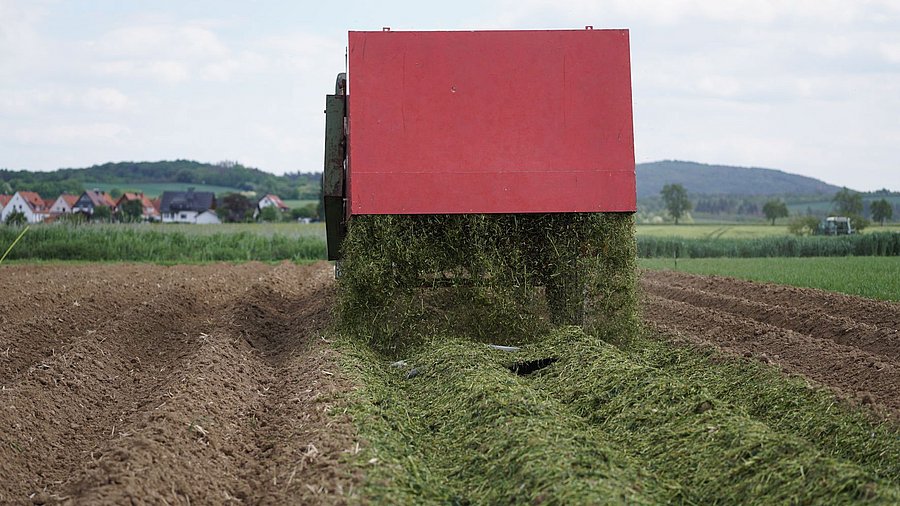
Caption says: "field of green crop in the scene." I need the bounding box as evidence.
[0,224,324,263]
[636,223,900,238]
[280,199,318,209]
[640,256,900,301]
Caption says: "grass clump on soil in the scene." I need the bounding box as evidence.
[338,327,900,505]
[621,336,900,484]
[336,213,638,356]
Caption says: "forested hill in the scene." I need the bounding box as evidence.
[0,160,320,199]
[636,160,843,198]
[3,158,846,201]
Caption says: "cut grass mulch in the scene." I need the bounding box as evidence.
[339,328,900,504]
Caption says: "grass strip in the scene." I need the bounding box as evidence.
[529,328,900,504]
[638,232,900,258]
[621,335,900,483]
[0,225,325,262]
[340,327,900,504]
[639,257,900,301]
[339,335,663,505]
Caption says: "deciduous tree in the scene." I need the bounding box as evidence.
[871,199,893,226]
[762,200,789,225]
[661,184,691,225]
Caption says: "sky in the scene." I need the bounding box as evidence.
[1,0,898,191]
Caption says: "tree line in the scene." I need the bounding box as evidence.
[0,160,321,200]
[660,184,895,227]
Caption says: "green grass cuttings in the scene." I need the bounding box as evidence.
[639,257,900,301]
[337,213,638,356]
[0,225,324,263]
[339,327,900,505]
[638,232,900,258]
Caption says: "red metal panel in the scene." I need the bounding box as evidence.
[347,29,635,214]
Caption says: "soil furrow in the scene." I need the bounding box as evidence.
[0,262,363,505]
[642,270,900,328]
[640,277,900,364]
[641,292,900,417]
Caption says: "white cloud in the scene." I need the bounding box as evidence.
[12,123,132,146]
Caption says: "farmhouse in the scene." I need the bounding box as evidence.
[1,191,52,223]
[115,192,161,221]
[258,194,289,213]
[73,189,116,215]
[50,194,79,215]
[0,194,10,216]
[159,189,220,224]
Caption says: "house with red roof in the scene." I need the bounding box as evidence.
[72,189,116,216]
[115,192,161,221]
[257,194,290,213]
[0,191,52,223]
[50,194,80,215]
[0,194,11,215]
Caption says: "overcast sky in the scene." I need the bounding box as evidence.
[1,0,898,191]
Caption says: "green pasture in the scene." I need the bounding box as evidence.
[280,199,318,209]
[0,224,325,263]
[640,256,900,301]
[119,222,326,239]
[636,223,900,238]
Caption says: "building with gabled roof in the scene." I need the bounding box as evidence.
[258,194,290,212]
[72,189,115,215]
[0,191,52,223]
[50,194,79,215]
[115,192,161,221]
[159,188,219,224]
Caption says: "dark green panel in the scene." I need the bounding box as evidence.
[324,195,346,261]
[323,95,345,198]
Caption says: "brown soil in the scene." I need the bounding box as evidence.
[0,262,361,505]
[641,269,900,418]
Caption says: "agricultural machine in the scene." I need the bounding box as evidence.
[323,29,637,344]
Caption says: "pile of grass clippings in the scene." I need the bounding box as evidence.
[334,212,900,504]
[338,327,900,505]
[337,213,638,355]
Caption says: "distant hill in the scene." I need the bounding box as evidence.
[636,160,843,199]
[0,160,320,200]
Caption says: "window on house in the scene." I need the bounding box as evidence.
[180,213,187,219]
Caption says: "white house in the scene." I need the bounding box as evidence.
[50,194,79,215]
[159,189,220,224]
[195,210,221,224]
[257,194,289,212]
[1,191,51,223]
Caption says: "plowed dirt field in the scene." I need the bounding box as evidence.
[2,262,897,504]
[641,269,900,417]
[0,262,360,505]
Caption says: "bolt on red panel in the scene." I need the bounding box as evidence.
[347,29,636,215]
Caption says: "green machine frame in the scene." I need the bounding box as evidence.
[323,73,347,261]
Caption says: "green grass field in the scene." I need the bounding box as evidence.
[0,224,325,263]
[636,223,900,238]
[82,182,245,197]
[640,256,900,301]
[280,199,318,209]
[115,222,326,239]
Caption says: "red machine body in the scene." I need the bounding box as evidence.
[346,29,636,215]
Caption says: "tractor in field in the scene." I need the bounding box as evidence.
[322,29,638,349]
[816,216,855,235]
